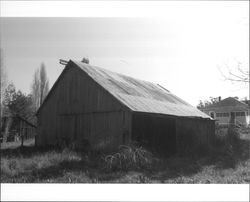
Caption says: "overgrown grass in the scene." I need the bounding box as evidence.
[1,147,85,182]
[1,126,249,183]
[102,144,157,171]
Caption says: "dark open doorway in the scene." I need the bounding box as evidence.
[132,113,176,155]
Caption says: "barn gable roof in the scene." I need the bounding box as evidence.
[202,97,249,112]
[71,60,211,119]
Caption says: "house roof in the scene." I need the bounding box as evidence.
[202,97,249,112]
[71,60,211,119]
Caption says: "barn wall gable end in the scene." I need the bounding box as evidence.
[37,61,131,149]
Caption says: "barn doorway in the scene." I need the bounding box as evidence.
[132,113,176,155]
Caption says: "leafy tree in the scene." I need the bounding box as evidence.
[0,48,8,116]
[5,89,34,119]
[2,83,35,143]
[197,96,221,109]
[3,83,16,108]
[31,63,49,110]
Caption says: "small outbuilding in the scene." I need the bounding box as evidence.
[36,60,215,153]
[1,109,36,143]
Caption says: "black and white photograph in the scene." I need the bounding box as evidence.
[0,0,249,201]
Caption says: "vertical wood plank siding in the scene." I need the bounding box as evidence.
[37,65,131,150]
[176,118,215,154]
[132,113,177,154]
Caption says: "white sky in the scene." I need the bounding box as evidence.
[0,1,249,106]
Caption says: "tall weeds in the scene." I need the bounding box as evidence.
[102,144,156,171]
[211,123,248,168]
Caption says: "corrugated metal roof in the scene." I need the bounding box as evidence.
[73,60,211,119]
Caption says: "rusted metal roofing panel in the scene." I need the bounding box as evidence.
[73,60,211,119]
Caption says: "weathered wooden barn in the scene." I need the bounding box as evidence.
[36,60,215,153]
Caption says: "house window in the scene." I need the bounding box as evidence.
[216,113,221,117]
[235,112,245,116]
[216,112,229,117]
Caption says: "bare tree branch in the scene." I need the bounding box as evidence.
[218,62,249,84]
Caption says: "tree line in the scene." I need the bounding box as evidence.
[0,49,49,143]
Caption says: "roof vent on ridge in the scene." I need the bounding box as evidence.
[81,57,89,64]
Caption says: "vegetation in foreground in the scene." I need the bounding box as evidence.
[1,126,249,183]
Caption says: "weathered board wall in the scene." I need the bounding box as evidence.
[37,62,132,150]
[132,112,176,154]
[176,118,215,154]
[132,113,215,155]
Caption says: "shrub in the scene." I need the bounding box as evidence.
[102,143,156,171]
[214,124,241,147]
[211,124,245,168]
[1,159,20,177]
[214,124,228,144]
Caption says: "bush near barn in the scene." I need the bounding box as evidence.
[1,125,249,183]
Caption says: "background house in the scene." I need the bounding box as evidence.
[200,97,250,126]
[36,60,215,153]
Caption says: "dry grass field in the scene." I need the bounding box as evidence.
[1,127,249,183]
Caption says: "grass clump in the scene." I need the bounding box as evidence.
[102,143,156,171]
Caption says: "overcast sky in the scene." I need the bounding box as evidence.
[0,1,249,106]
